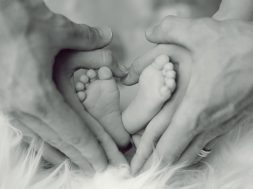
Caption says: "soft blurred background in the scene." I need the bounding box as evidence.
[45,0,221,108]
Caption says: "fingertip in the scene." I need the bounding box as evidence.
[130,158,139,175]
[130,154,142,175]
[145,23,160,42]
[121,70,139,86]
[111,63,129,78]
[118,64,129,75]
[132,135,141,148]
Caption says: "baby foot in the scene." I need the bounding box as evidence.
[122,55,176,134]
[74,67,130,149]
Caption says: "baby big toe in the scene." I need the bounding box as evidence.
[98,67,113,80]
[75,82,85,92]
[153,55,170,70]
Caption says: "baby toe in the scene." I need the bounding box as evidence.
[77,91,87,102]
[166,70,176,79]
[80,75,89,84]
[98,66,113,80]
[153,55,170,70]
[163,62,174,71]
[74,69,87,81]
[165,78,176,92]
[75,82,85,91]
[87,69,97,80]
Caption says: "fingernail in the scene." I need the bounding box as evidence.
[121,72,134,85]
[119,64,129,74]
[98,26,113,41]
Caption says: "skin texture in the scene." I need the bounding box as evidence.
[0,0,127,174]
[124,16,253,174]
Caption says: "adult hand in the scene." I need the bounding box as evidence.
[0,0,127,173]
[125,16,253,173]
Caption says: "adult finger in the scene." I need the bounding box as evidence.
[148,88,205,168]
[178,134,214,166]
[56,49,128,78]
[53,14,112,51]
[45,76,108,172]
[123,44,190,85]
[146,16,207,49]
[132,129,145,148]
[179,111,245,165]
[11,111,95,173]
[132,135,141,148]
[10,118,66,165]
[130,45,192,173]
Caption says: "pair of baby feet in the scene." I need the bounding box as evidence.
[74,55,176,149]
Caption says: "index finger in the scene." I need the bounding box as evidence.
[151,92,205,167]
[56,49,128,78]
[53,13,113,51]
[145,16,195,49]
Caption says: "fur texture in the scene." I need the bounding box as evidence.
[1,113,253,189]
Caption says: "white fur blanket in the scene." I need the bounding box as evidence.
[1,113,253,189]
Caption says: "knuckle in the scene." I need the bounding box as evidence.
[187,112,208,137]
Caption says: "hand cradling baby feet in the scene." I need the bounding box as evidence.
[73,54,176,152]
